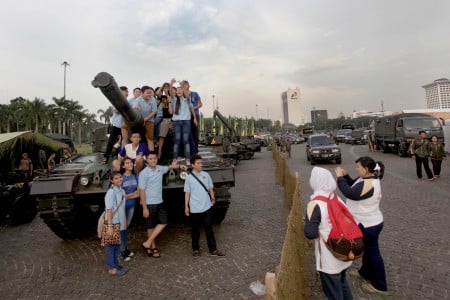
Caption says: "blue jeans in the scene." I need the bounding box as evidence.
[319,270,353,300]
[173,120,192,159]
[154,116,163,140]
[120,230,128,253]
[126,205,135,227]
[106,244,120,270]
[358,222,388,291]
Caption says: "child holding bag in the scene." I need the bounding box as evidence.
[102,171,127,276]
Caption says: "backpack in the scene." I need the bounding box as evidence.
[314,195,364,261]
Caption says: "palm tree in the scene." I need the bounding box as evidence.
[9,97,28,131]
[64,100,83,140]
[53,97,69,134]
[28,98,48,133]
[97,107,113,124]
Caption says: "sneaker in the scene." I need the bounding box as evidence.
[427,177,435,181]
[361,282,389,296]
[125,249,134,257]
[193,250,201,257]
[121,251,131,261]
[210,250,225,257]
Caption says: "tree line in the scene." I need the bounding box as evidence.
[0,95,376,145]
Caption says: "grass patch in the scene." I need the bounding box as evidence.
[76,143,93,154]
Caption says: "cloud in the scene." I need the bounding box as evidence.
[1,0,450,124]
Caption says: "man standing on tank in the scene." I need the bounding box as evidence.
[136,86,158,152]
[103,86,127,164]
[121,87,141,146]
[182,80,202,155]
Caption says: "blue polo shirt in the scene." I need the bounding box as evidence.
[184,171,213,213]
[189,91,201,116]
[136,96,157,122]
[104,186,126,230]
[138,165,169,205]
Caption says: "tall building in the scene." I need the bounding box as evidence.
[422,78,450,109]
[311,109,328,123]
[281,88,303,126]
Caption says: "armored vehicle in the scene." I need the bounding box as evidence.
[0,131,68,226]
[374,113,444,156]
[0,171,36,225]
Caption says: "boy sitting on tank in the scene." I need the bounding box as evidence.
[112,131,149,174]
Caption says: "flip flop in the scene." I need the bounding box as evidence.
[142,244,152,257]
[150,248,161,258]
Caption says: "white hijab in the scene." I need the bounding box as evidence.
[309,167,336,200]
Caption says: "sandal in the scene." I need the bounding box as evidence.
[150,248,161,258]
[142,244,153,257]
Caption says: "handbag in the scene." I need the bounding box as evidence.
[190,172,212,200]
[100,223,121,247]
[97,190,124,239]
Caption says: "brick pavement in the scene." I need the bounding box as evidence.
[288,143,450,300]
[0,150,289,299]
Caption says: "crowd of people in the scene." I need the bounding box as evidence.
[103,78,202,167]
[100,79,225,276]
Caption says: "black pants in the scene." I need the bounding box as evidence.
[415,155,433,179]
[104,126,121,159]
[431,159,443,176]
[190,208,216,252]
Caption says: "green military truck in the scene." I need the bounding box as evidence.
[374,113,444,157]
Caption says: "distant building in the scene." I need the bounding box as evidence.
[311,109,328,123]
[281,88,303,126]
[351,110,393,118]
[402,108,450,123]
[422,78,450,109]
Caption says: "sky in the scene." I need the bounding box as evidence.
[1,0,449,123]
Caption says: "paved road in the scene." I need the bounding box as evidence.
[288,142,450,300]
[1,144,449,299]
[0,150,288,299]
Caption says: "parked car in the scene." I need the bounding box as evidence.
[344,131,353,144]
[335,129,352,143]
[306,134,342,165]
[350,129,365,145]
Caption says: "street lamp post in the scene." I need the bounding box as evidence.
[61,61,70,99]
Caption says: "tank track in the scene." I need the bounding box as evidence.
[37,194,75,239]
[212,185,231,224]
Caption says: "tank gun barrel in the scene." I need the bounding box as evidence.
[92,72,143,129]
[213,109,235,135]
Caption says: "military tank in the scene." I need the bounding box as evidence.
[31,73,235,239]
[92,72,235,225]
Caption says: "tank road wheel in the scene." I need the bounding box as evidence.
[212,186,231,224]
[38,195,102,239]
[10,194,37,225]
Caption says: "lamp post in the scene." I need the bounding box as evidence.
[61,61,70,99]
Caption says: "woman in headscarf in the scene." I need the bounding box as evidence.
[304,167,353,300]
[335,156,388,296]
